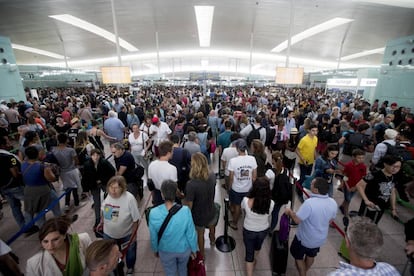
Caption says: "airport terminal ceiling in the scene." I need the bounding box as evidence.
[0,0,414,77]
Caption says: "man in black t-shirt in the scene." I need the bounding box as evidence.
[111,142,140,198]
[0,136,25,228]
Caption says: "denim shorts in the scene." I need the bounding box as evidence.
[343,186,356,202]
[229,189,248,205]
[243,228,268,262]
[290,235,320,260]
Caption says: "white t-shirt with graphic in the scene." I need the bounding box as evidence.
[228,155,257,193]
[102,191,140,239]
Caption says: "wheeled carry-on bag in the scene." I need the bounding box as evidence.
[270,230,288,275]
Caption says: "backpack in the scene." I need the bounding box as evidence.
[246,124,263,147]
[383,142,412,161]
[342,132,366,155]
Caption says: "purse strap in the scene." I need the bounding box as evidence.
[158,204,182,243]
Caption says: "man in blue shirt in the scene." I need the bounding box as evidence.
[104,110,126,142]
[285,177,337,276]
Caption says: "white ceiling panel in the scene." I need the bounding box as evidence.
[0,0,413,76]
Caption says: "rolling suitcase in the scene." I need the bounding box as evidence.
[270,214,290,275]
[270,230,288,275]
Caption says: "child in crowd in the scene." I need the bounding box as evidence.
[339,149,367,217]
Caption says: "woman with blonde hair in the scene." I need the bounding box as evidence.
[184,152,217,257]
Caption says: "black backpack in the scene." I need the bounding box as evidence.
[383,142,412,161]
[246,124,263,147]
[265,127,276,147]
[343,132,366,155]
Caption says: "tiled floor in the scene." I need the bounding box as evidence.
[1,148,413,275]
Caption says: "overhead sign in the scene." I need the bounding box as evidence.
[326,78,358,87]
[101,66,131,84]
[275,67,304,85]
[359,78,378,87]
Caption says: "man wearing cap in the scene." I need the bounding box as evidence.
[149,116,172,158]
[371,128,398,168]
[227,138,257,230]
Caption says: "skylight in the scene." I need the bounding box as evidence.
[194,6,215,47]
[12,44,67,59]
[340,47,385,61]
[49,14,138,52]
[271,17,354,52]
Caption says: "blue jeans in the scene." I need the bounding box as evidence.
[91,187,104,227]
[1,186,25,228]
[49,189,62,217]
[103,233,137,269]
[159,248,191,276]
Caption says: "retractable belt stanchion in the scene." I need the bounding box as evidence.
[215,198,236,252]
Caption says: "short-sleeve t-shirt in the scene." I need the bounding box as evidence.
[363,170,395,209]
[52,147,77,172]
[228,155,257,193]
[0,153,21,188]
[185,172,216,227]
[297,135,318,165]
[102,191,140,239]
[114,151,136,183]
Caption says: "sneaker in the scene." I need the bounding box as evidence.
[64,205,70,212]
[126,268,134,275]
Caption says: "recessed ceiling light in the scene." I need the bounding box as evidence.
[49,14,138,52]
[11,43,67,59]
[340,47,385,61]
[194,6,215,47]
[271,17,354,52]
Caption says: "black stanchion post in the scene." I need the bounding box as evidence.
[215,198,236,252]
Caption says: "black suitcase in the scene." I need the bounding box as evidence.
[270,230,289,275]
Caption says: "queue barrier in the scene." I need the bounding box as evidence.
[6,188,70,245]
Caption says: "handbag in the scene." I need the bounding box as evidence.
[188,251,206,276]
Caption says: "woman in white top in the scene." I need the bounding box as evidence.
[241,177,275,276]
[128,123,150,172]
[26,217,91,276]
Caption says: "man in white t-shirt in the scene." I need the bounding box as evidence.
[227,139,257,230]
[149,116,172,158]
[148,141,177,206]
[221,134,241,190]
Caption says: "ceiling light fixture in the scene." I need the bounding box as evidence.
[271,17,354,52]
[352,0,414,9]
[12,43,67,59]
[49,14,138,52]
[194,6,215,47]
[340,47,385,61]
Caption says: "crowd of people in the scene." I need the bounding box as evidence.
[0,85,413,275]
